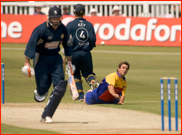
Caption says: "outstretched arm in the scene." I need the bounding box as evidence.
[108,85,119,99]
[108,85,125,105]
[118,95,125,105]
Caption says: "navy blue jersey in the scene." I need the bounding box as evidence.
[66,18,96,52]
[24,21,72,59]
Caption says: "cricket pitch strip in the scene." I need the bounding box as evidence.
[1,103,181,134]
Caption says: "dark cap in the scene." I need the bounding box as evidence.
[48,6,62,17]
[73,4,85,15]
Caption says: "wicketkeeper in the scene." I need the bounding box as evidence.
[22,6,74,123]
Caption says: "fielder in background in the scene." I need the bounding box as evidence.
[84,61,130,105]
[22,6,74,123]
[66,3,99,101]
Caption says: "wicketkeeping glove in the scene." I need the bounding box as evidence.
[22,63,35,78]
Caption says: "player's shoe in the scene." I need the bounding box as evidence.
[34,89,48,102]
[40,116,53,123]
[90,80,99,90]
[78,92,84,102]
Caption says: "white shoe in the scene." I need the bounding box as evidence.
[40,116,53,123]
[90,80,99,90]
[34,90,48,102]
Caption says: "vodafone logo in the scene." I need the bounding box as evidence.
[1,14,181,46]
[94,18,181,42]
[1,21,22,38]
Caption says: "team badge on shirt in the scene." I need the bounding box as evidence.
[61,34,64,39]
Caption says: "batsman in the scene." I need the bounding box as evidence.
[22,6,74,123]
[66,4,99,101]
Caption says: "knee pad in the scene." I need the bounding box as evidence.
[54,80,67,96]
[85,74,99,89]
[85,74,97,84]
[41,80,67,118]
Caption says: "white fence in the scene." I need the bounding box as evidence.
[1,1,181,18]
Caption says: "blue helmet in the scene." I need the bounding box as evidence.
[73,4,85,16]
[48,6,62,26]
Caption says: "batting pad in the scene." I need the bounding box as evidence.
[42,80,67,118]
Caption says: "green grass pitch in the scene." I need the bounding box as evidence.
[1,43,181,133]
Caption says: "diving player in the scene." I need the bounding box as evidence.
[84,61,130,105]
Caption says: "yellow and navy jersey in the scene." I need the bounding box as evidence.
[96,72,127,102]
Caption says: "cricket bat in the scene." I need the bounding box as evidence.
[66,64,79,101]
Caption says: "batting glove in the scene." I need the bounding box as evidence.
[66,61,75,75]
[61,48,65,56]
[22,63,35,78]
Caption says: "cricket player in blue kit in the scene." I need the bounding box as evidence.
[22,6,74,123]
[66,4,99,101]
[84,61,130,105]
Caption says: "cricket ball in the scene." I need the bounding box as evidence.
[101,41,105,45]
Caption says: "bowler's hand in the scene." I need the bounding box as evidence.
[117,102,124,105]
[118,95,125,105]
